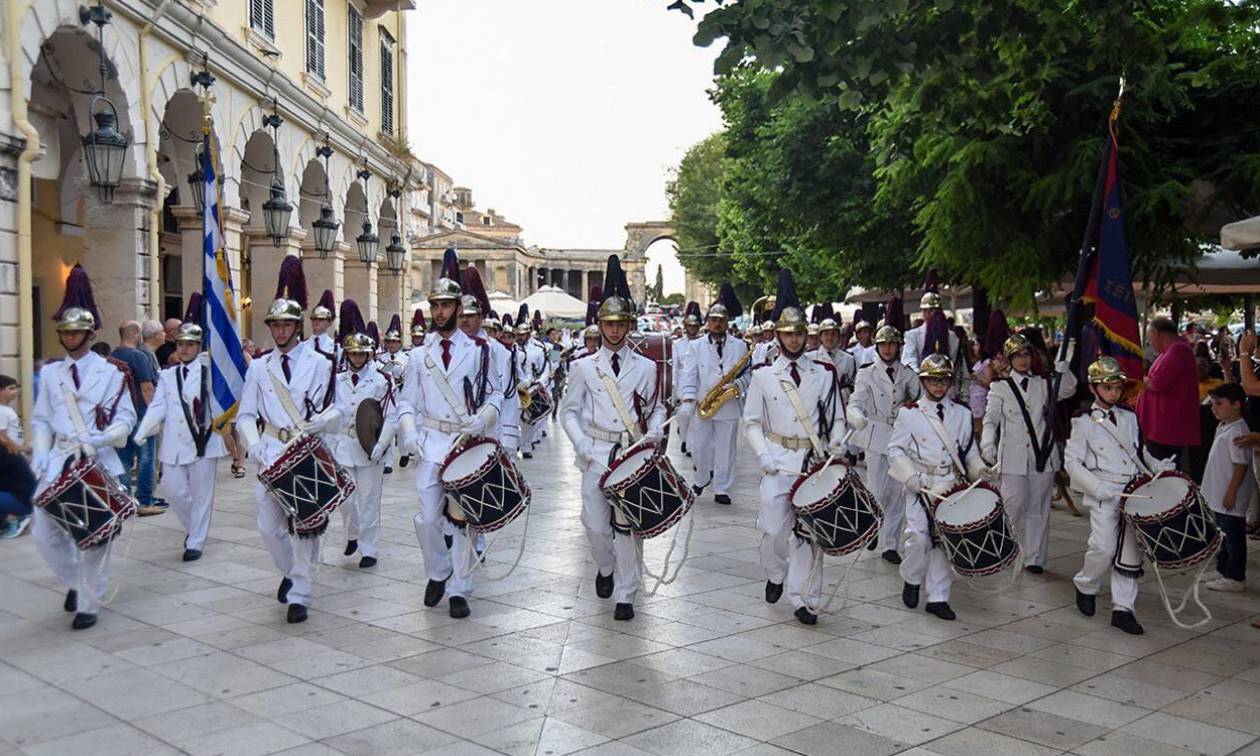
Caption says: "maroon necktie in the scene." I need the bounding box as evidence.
[611,352,621,376]
[937,403,945,422]
[441,339,452,369]
[1108,410,1117,425]
[790,361,801,387]
[352,373,360,387]
[1020,376,1029,391]
[281,354,291,383]
[70,363,81,390]
[886,365,895,382]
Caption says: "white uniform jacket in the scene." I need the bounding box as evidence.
[561,346,665,470]
[981,369,1077,474]
[846,359,920,452]
[306,333,337,361]
[135,356,227,464]
[887,397,982,490]
[849,342,875,366]
[1064,404,1148,508]
[30,352,137,488]
[236,347,339,468]
[680,334,750,422]
[522,341,548,387]
[377,350,409,386]
[670,336,691,403]
[333,364,397,468]
[752,340,778,368]
[811,346,857,397]
[742,355,845,480]
[397,329,502,464]
[901,325,969,388]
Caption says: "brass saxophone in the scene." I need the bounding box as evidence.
[518,383,533,410]
[698,349,751,420]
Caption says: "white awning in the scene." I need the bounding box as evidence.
[522,286,588,319]
[1221,216,1260,252]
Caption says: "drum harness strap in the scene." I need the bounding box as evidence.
[1005,376,1053,473]
[421,351,473,431]
[175,359,212,458]
[1088,411,1215,630]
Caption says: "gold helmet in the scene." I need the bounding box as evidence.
[515,320,533,335]
[460,294,482,316]
[1003,334,1032,357]
[874,325,903,344]
[597,254,637,323]
[54,264,100,332]
[56,307,98,332]
[747,324,761,337]
[582,324,600,340]
[429,249,462,303]
[819,318,839,333]
[775,310,807,334]
[762,319,777,332]
[265,297,304,323]
[174,322,204,343]
[918,353,954,379]
[1087,356,1127,384]
[920,291,942,310]
[383,314,402,342]
[311,290,335,321]
[806,323,821,336]
[343,332,375,354]
[485,317,501,333]
[854,320,873,333]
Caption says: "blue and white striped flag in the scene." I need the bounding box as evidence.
[201,135,248,430]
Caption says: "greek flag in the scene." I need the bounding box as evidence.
[201,134,248,430]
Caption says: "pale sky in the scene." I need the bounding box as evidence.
[405,1,723,294]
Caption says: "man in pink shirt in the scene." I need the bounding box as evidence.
[1137,316,1200,467]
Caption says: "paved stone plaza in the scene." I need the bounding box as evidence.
[2,422,1260,756]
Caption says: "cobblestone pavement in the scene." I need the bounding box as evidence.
[3,420,1260,756]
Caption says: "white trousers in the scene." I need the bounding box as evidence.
[900,493,954,603]
[674,405,693,451]
[413,461,474,598]
[520,418,542,450]
[342,462,384,558]
[160,457,218,550]
[757,475,822,609]
[1073,503,1139,612]
[866,451,905,553]
[692,416,739,495]
[499,418,521,454]
[32,509,110,615]
[999,469,1055,567]
[580,465,642,605]
[254,483,320,607]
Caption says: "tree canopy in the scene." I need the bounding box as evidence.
[665,0,1260,306]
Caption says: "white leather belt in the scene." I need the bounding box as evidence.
[421,417,462,433]
[56,438,84,451]
[588,427,631,444]
[1095,470,1135,484]
[768,431,811,451]
[912,460,953,475]
[262,425,298,443]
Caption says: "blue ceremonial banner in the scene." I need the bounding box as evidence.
[201,134,248,430]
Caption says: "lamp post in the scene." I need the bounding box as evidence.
[385,232,405,273]
[312,140,339,257]
[79,2,130,200]
[354,165,377,264]
[261,107,292,246]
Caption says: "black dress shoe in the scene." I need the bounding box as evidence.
[1025,564,1044,575]
[866,538,878,551]
[444,534,453,549]
[595,572,614,599]
[286,604,308,624]
[344,539,358,556]
[449,596,470,619]
[902,582,920,609]
[64,589,77,612]
[681,443,688,455]
[277,577,292,604]
[925,602,956,621]
[384,466,393,474]
[522,452,533,459]
[614,603,635,621]
[794,607,818,625]
[881,549,902,565]
[714,494,732,506]
[765,580,784,604]
[424,576,448,607]
[399,455,410,468]
[1111,610,1144,635]
[1075,588,1096,617]
[71,612,96,630]
[359,556,377,569]
[182,549,202,562]
[692,485,704,496]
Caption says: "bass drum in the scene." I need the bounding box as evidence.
[628,332,673,406]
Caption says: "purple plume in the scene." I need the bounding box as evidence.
[366,321,380,345]
[275,255,308,309]
[461,266,491,314]
[983,309,1010,359]
[182,291,204,326]
[440,248,460,281]
[53,263,102,328]
[884,296,904,330]
[338,299,365,342]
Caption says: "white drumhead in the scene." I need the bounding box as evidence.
[604,446,656,487]
[936,487,1000,526]
[1126,476,1189,517]
[794,464,847,505]
[440,441,496,483]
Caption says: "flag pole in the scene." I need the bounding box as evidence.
[1041,78,1125,461]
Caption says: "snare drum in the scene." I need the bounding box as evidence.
[440,436,530,534]
[521,384,552,426]
[600,443,693,538]
[931,483,1020,577]
[35,455,138,550]
[1122,471,1221,570]
[259,433,356,536]
[788,459,881,555]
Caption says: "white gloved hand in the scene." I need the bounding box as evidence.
[927,480,954,498]
[1099,481,1128,500]
[575,437,595,465]
[30,453,50,479]
[758,451,777,476]
[641,427,664,445]
[981,446,997,467]
[677,401,695,419]
[902,473,924,494]
[827,439,847,458]
[979,465,1000,483]
[369,439,390,463]
[848,412,868,431]
[1151,455,1178,474]
[1054,359,1070,375]
[78,442,98,458]
[462,414,488,436]
[403,431,420,456]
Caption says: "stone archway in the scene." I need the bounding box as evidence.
[623,221,676,260]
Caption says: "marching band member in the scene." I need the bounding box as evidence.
[887,353,991,621]
[743,271,846,625]
[333,300,395,569]
[672,301,703,456]
[459,267,511,448]
[849,320,876,365]
[752,317,778,366]
[133,294,227,563]
[516,305,549,457]
[812,316,857,403]
[901,288,968,395]
[307,289,337,359]
[377,315,409,473]
[1066,357,1173,635]
[980,333,1077,574]
[805,323,821,353]
[846,325,919,564]
[495,313,526,455]
[397,250,502,619]
[30,265,136,630]
[409,309,427,350]
[560,256,665,621]
[236,256,341,624]
[679,283,749,505]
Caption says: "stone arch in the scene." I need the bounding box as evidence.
[623,221,677,259]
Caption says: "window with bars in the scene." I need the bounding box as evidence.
[250,0,274,40]
[305,0,326,80]
[348,7,364,112]
[380,29,395,135]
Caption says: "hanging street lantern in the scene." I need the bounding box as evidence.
[80,3,130,200]
[356,220,379,264]
[186,147,206,215]
[385,232,406,273]
[262,107,291,246]
[313,141,339,258]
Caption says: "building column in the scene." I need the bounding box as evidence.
[377,265,404,323]
[344,259,379,326]
[81,177,158,330]
[246,225,308,341]
[302,240,346,318]
[580,269,590,300]
[0,137,21,378]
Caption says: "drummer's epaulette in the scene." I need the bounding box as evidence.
[572,351,594,363]
[857,361,875,370]
[255,348,274,358]
[903,400,918,409]
[815,359,837,375]
[472,336,488,347]
[312,344,335,362]
[376,367,394,381]
[103,356,129,374]
[752,361,772,371]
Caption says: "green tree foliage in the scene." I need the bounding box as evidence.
[666,0,1260,304]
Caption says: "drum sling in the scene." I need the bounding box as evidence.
[1004,376,1053,473]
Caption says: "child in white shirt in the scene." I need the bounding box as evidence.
[1202,382,1252,591]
